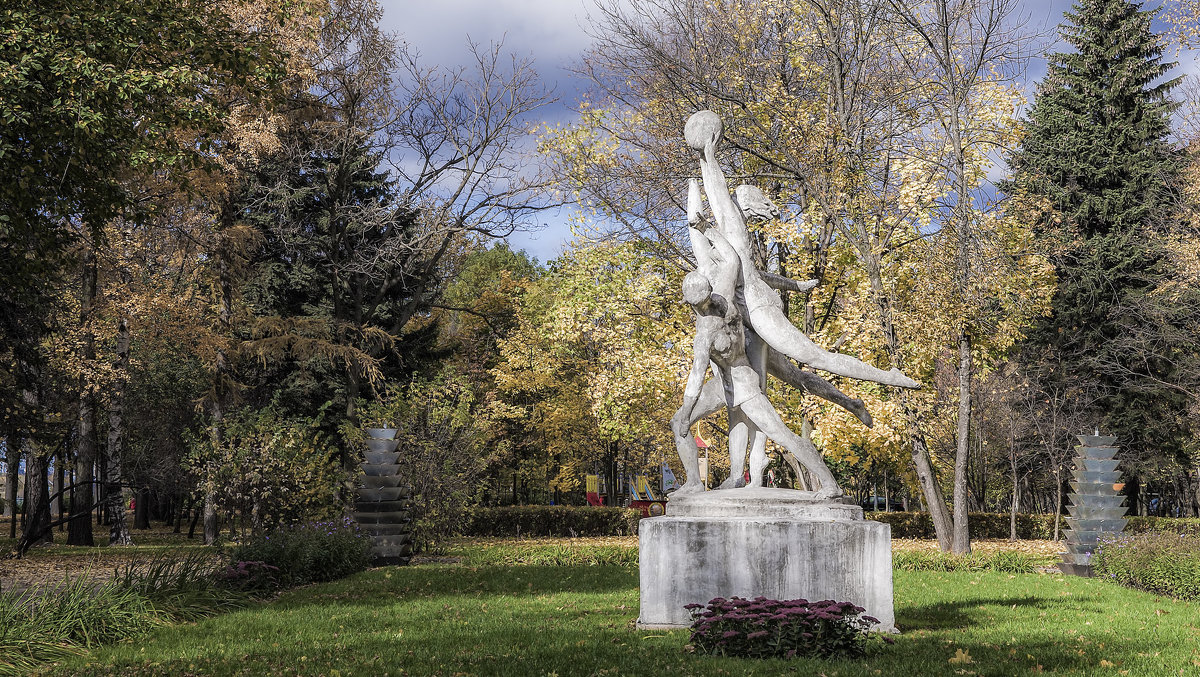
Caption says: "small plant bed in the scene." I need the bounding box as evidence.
[41,565,1200,676]
[1094,531,1200,600]
[687,596,883,659]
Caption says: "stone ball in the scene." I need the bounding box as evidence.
[682,270,713,305]
[684,111,723,151]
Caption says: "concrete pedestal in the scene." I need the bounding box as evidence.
[638,488,894,632]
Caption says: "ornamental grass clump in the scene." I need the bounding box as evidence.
[1093,531,1200,600]
[687,596,884,660]
[114,549,250,621]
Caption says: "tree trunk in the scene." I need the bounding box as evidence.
[1009,440,1020,542]
[1052,471,1063,541]
[910,431,954,551]
[952,330,972,554]
[105,313,132,545]
[4,436,19,539]
[135,486,151,529]
[864,255,954,550]
[51,450,62,521]
[188,503,201,539]
[205,222,235,546]
[174,495,192,533]
[68,248,98,546]
[1185,460,1195,518]
[20,437,53,551]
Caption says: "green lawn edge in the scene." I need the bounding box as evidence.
[38,565,1200,677]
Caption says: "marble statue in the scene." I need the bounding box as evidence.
[670,110,920,496]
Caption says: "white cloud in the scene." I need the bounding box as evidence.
[380,0,592,74]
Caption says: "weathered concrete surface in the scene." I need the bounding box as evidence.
[638,491,894,632]
[666,487,863,520]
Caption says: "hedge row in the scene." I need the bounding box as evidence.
[865,512,1058,539]
[460,506,641,537]
[868,513,1200,538]
[458,506,1200,540]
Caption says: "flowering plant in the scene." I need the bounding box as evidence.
[686,596,886,659]
[1094,531,1200,600]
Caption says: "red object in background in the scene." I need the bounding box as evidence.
[586,491,604,507]
[631,499,667,517]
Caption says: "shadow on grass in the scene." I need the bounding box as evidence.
[899,594,1048,630]
[267,563,641,612]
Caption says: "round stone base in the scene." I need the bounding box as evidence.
[638,490,894,632]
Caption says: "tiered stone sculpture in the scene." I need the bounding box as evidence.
[353,427,413,566]
[1059,434,1127,577]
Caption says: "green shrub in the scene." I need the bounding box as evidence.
[459,543,637,566]
[865,512,1055,539]
[461,506,641,537]
[115,549,250,621]
[231,517,373,588]
[1125,516,1200,536]
[186,406,349,535]
[891,550,1043,573]
[1093,532,1200,600]
[687,596,884,660]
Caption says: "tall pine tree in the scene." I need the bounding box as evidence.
[1007,0,1185,507]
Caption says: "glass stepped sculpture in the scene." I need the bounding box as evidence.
[353,427,413,566]
[1058,434,1127,577]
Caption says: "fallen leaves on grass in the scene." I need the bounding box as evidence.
[949,648,974,664]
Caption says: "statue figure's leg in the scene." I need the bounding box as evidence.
[743,328,769,488]
[670,378,725,494]
[747,429,768,488]
[719,410,750,489]
[766,348,874,427]
[738,393,843,499]
[744,292,918,388]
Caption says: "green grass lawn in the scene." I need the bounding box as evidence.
[40,564,1200,677]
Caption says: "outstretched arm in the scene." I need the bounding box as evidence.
[687,179,721,283]
[760,271,818,293]
[701,227,741,318]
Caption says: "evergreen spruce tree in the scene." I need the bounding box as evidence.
[236,106,444,423]
[1007,0,1185,503]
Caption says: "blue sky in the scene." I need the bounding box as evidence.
[381,0,1182,264]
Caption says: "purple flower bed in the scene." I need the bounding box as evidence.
[686,596,886,659]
